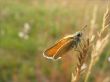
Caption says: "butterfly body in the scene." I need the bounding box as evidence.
[43,31,83,60]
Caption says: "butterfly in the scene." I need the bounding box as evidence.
[43,25,87,60]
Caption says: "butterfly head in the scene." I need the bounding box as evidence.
[75,25,87,38]
[74,31,82,38]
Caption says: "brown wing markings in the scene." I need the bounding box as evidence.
[53,39,73,59]
[44,37,71,58]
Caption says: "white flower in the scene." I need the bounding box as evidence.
[18,22,31,40]
[18,32,24,38]
[24,23,31,33]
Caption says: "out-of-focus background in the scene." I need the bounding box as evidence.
[0,0,110,82]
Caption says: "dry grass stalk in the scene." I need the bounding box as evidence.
[71,39,89,82]
[100,3,110,37]
[90,5,98,38]
[84,3,110,82]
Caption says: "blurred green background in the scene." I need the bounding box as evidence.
[0,0,110,82]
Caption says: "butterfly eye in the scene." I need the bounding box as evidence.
[76,32,82,37]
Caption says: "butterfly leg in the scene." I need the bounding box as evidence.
[73,41,81,52]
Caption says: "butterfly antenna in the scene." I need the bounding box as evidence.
[80,25,87,32]
[80,25,87,40]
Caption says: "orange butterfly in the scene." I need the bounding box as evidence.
[43,26,86,60]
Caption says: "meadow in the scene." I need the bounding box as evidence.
[0,0,110,82]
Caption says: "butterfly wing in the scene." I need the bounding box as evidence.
[53,39,74,59]
[43,36,74,59]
